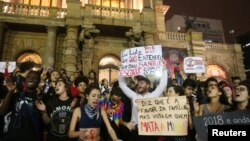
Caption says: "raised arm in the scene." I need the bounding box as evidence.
[151,69,168,97]
[118,76,136,99]
[0,78,16,115]
[35,100,51,125]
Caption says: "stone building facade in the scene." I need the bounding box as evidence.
[0,0,246,83]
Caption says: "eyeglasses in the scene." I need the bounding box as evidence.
[236,87,247,92]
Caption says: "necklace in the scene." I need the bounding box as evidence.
[84,104,98,119]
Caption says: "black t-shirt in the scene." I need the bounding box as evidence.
[0,84,8,138]
[46,96,74,141]
[2,91,43,141]
[42,86,56,104]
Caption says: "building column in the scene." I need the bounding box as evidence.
[0,23,7,59]
[234,44,246,79]
[44,26,57,68]
[186,30,194,56]
[81,33,95,75]
[154,4,169,32]
[143,0,152,8]
[63,26,79,76]
[82,47,94,75]
[144,33,154,45]
[0,23,5,47]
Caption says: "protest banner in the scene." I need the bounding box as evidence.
[183,57,205,73]
[120,45,163,77]
[137,96,188,135]
[193,109,250,141]
[0,61,16,73]
[162,48,187,78]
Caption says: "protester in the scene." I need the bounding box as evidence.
[118,66,168,141]
[231,76,241,88]
[74,76,89,106]
[88,70,99,86]
[221,84,234,105]
[1,71,43,141]
[36,78,76,141]
[163,85,190,141]
[100,86,124,141]
[225,80,250,111]
[193,77,229,116]
[68,84,121,141]
[100,78,111,96]
[13,61,36,92]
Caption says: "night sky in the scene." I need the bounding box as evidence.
[163,0,250,43]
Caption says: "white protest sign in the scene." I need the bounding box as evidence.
[120,45,163,77]
[184,57,205,73]
[0,61,16,73]
[137,96,188,136]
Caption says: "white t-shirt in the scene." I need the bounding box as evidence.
[118,70,168,124]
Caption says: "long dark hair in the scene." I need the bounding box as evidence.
[230,80,250,110]
[167,85,184,96]
[83,84,101,105]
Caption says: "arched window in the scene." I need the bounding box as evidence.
[99,55,120,86]
[206,64,227,79]
[17,51,42,65]
[16,51,42,71]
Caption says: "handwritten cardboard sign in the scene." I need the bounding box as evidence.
[137,96,188,135]
[193,109,250,141]
[183,57,205,73]
[120,45,163,77]
[0,61,16,73]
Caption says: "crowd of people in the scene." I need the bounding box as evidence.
[0,61,249,141]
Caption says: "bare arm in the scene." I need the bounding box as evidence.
[0,78,16,115]
[198,104,204,116]
[101,108,119,141]
[193,103,204,116]
[118,75,136,99]
[0,92,12,115]
[41,111,51,125]
[35,100,51,125]
[68,107,81,138]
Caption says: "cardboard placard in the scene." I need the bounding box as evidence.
[183,57,205,73]
[0,61,16,73]
[120,45,163,77]
[193,109,250,141]
[137,96,188,135]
